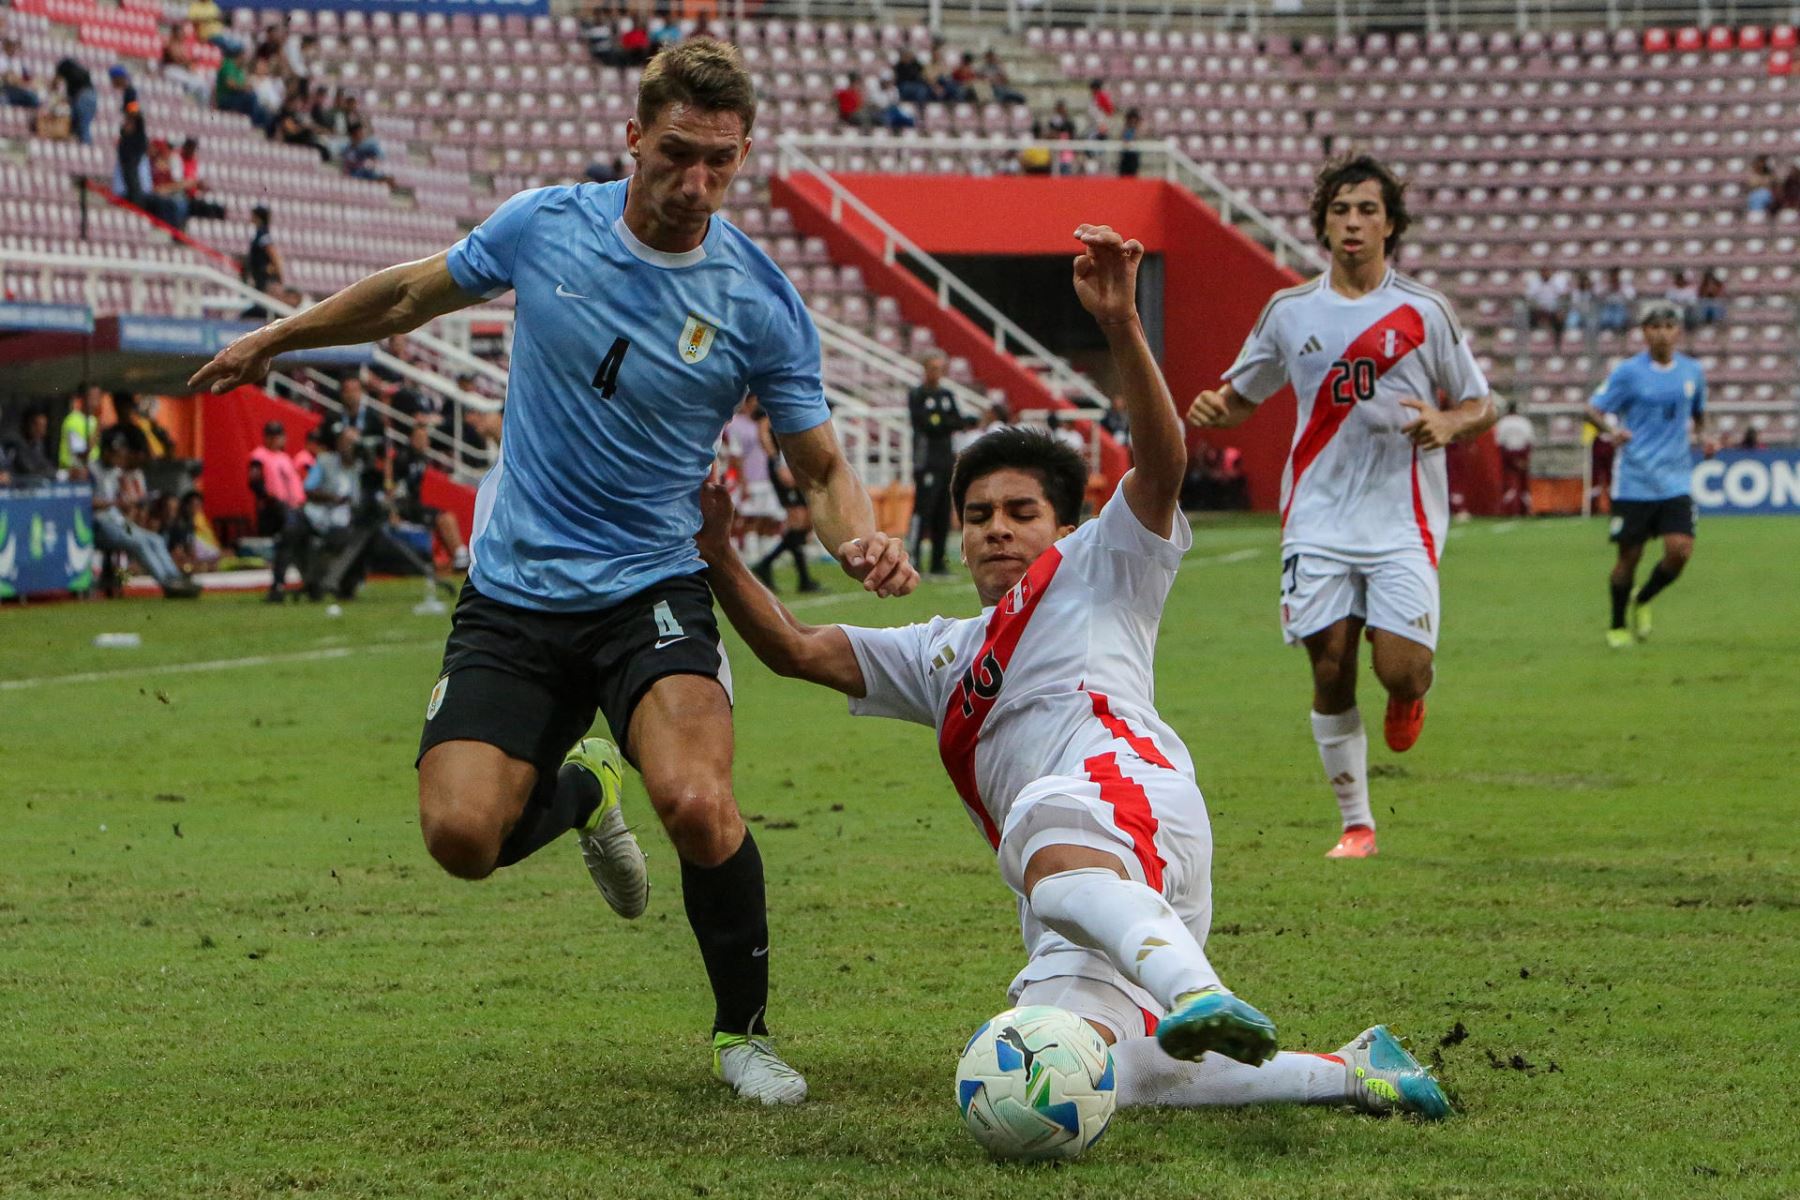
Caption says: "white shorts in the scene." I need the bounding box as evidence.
[1279,552,1440,650]
[994,750,1214,1034]
[1016,974,1154,1044]
[737,479,784,522]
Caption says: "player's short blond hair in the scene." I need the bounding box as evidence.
[636,38,758,135]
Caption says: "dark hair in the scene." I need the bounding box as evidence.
[1309,152,1409,257]
[636,37,757,134]
[951,427,1088,528]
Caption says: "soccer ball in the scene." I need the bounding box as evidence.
[953,1005,1116,1162]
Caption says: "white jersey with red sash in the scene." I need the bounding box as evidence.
[1223,269,1489,567]
[838,491,1194,858]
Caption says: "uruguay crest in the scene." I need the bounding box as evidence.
[679,314,718,364]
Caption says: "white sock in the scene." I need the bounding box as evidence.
[1112,1038,1346,1108]
[1027,868,1221,1009]
[1311,709,1373,831]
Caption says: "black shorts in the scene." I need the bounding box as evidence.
[1610,496,1696,545]
[416,572,730,776]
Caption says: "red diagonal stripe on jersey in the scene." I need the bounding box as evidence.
[938,546,1067,849]
[1088,691,1175,769]
[1409,449,1439,566]
[1082,751,1166,891]
[1281,303,1427,528]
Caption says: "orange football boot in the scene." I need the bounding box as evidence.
[1384,697,1426,752]
[1326,825,1378,859]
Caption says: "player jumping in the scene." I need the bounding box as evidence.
[1583,301,1711,648]
[696,225,1449,1119]
[188,39,917,1104]
[1186,154,1497,859]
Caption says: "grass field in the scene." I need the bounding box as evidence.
[2,513,1796,1199]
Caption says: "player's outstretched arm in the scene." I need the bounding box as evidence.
[696,480,869,697]
[187,252,484,394]
[778,421,920,599]
[1071,223,1183,534]
[1185,380,1258,429]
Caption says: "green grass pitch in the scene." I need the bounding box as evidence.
[2,514,1795,1199]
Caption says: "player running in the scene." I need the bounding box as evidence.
[1186,154,1497,860]
[1583,301,1712,648]
[697,225,1449,1120]
[187,39,917,1105]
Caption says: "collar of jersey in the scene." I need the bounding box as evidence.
[1320,267,1393,302]
[612,214,709,269]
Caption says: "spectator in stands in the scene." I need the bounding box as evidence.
[976,49,1024,105]
[1746,154,1778,213]
[142,139,191,230]
[1695,268,1727,326]
[173,137,226,220]
[243,205,284,295]
[161,33,210,106]
[1597,266,1636,332]
[1665,268,1700,329]
[1043,98,1076,139]
[1100,391,1131,447]
[107,65,138,116]
[215,51,270,130]
[1780,163,1800,213]
[114,108,151,207]
[1739,425,1763,450]
[893,48,935,105]
[835,72,874,129]
[367,335,422,418]
[337,376,389,501]
[342,121,387,183]
[273,95,328,161]
[114,392,176,461]
[389,421,469,571]
[1044,410,1085,455]
[1494,400,1534,517]
[869,74,914,131]
[1563,270,1596,334]
[1,35,40,109]
[948,53,980,102]
[650,17,684,52]
[55,58,98,145]
[585,154,627,184]
[617,20,652,66]
[248,58,285,122]
[583,16,619,66]
[92,440,201,598]
[1523,266,1570,348]
[187,0,230,51]
[293,425,322,477]
[164,490,220,574]
[60,385,100,479]
[1086,78,1116,136]
[5,409,57,484]
[1118,108,1143,176]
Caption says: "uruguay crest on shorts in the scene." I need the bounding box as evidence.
[679,313,718,365]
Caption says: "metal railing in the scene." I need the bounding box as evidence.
[781,132,1328,275]
[812,307,993,415]
[775,135,1111,412]
[0,249,503,482]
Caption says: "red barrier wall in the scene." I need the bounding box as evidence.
[197,386,476,555]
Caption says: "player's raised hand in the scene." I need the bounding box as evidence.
[187,329,276,395]
[1399,397,1458,450]
[1071,224,1143,327]
[837,530,919,598]
[695,478,737,562]
[1187,390,1233,427]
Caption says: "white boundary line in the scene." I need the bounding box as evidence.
[0,641,437,691]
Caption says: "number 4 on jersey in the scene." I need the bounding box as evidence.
[593,337,631,399]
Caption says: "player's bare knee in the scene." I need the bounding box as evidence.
[648,784,743,866]
[419,808,501,880]
[1663,541,1694,572]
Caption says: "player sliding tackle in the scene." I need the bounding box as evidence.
[698,225,1449,1119]
[1187,154,1498,859]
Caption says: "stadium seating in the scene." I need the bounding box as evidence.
[2,5,1794,446]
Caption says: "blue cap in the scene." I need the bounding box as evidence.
[108,65,129,80]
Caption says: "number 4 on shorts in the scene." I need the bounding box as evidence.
[652,600,684,643]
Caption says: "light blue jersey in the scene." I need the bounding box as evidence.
[1591,351,1706,501]
[446,180,829,612]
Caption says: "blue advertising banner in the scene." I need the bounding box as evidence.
[221,0,548,13]
[1691,449,1800,516]
[0,302,95,334]
[116,316,372,367]
[0,484,96,598]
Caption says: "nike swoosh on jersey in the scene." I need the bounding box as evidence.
[555,283,588,299]
[653,635,687,649]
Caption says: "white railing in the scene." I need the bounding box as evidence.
[782,132,1327,276]
[820,385,919,486]
[812,307,993,416]
[0,249,503,481]
[775,135,1110,413]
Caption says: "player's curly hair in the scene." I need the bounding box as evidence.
[1309,152,1410,257]
[636,37,758,134]
[952,426,1089,528]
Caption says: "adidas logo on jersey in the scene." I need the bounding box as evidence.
[1300,334,1325,355]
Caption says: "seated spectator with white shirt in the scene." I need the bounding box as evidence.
[92,438,201,597]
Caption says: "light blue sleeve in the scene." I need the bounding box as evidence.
[303,460,324,491]
[445,188,549,299]
[748,272,830,435]
[1591,360,1633,414]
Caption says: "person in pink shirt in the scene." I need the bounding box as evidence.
[248,419,307,602]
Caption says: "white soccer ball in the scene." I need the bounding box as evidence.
[954,1005,1117,1162]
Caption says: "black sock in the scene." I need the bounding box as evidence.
[1609,579,1632,629]
[681,830,770,1036]
[495,760,602,868]
[786,531,813,586]
[754,539,784,573]
[1635,563,1679,607]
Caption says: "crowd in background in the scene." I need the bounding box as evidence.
[1523,265,1730,348]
